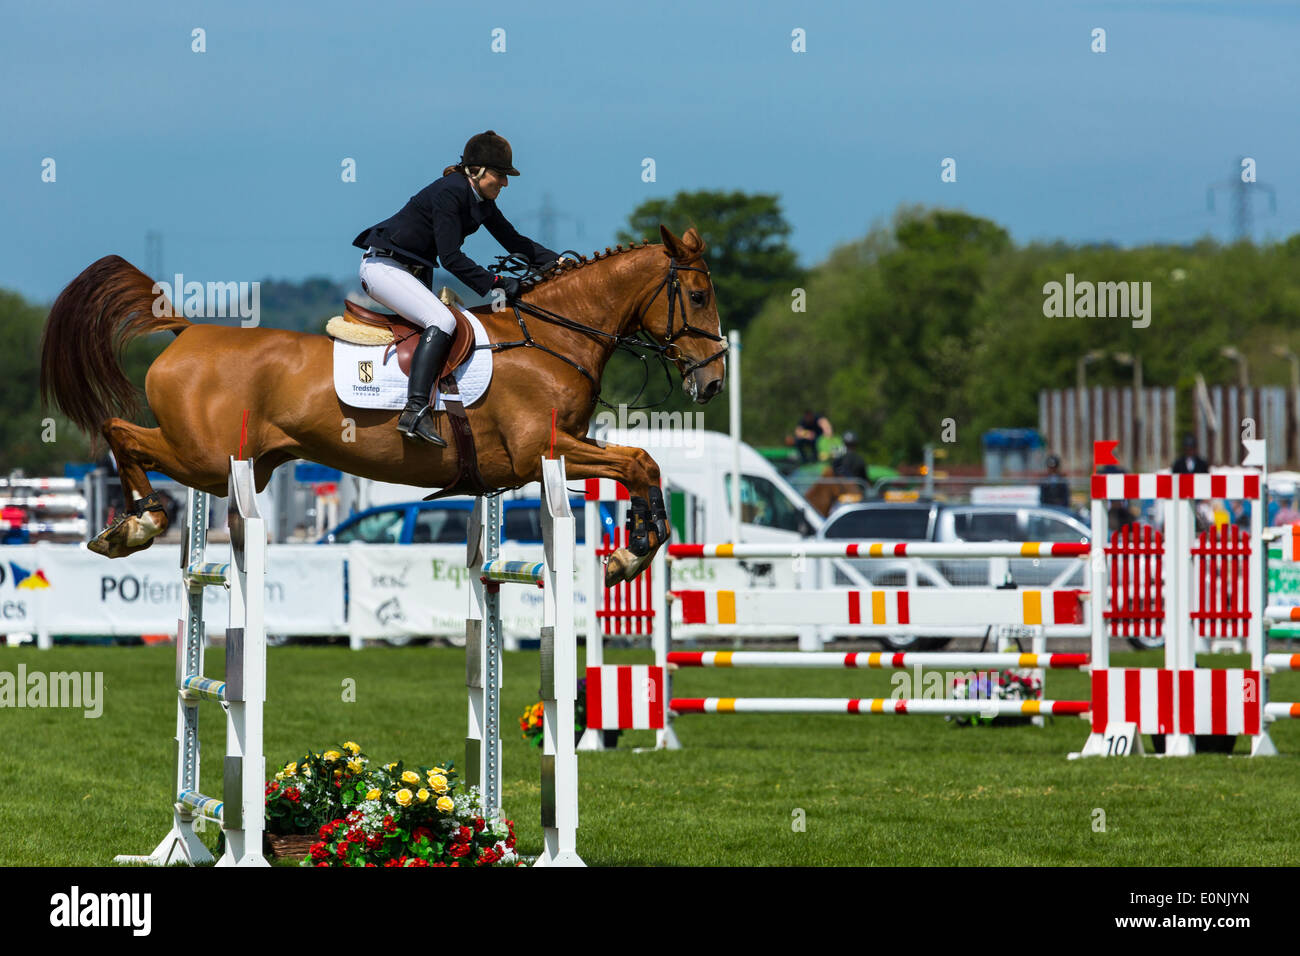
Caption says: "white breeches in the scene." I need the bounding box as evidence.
[358,253,458,335]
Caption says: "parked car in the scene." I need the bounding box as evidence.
[816,501,1094,650]
[318,498,591,545]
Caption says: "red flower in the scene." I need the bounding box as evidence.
[449,843,471,858]
[365,834,384,850]
[412,826,433,842]
[285,788,301,803]
[309,842,330,861]
[457,826,473,842]
[473,817,486,832]
[335,844,348,860]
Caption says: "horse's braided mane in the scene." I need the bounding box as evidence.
[524,238,664,289]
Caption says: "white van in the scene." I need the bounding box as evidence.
[593,426,822,544]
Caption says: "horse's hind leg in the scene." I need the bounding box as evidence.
[90,418,224,558]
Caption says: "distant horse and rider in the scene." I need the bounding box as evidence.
[39,131,726,586]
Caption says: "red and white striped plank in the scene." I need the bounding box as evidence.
[585,665,665,730]
[583,478,631,501]
[666,650,1089,670]
[672,588,1086,628]
[1090,668,1261,735]
[1091,668,1176,734]
[669,697,1089,717]
[1178,669,1261,736]
[668,541,1087,560]
[1264,654,1300,671]
[1090,471,1261,502]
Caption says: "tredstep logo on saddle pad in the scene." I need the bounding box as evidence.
[331,311,493,411]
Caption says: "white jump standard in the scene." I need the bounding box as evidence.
[465,456,583,867]
[116,457,268,867]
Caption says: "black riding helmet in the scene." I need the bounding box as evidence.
[461,130,521,176]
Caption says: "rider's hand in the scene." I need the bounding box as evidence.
[494,275,522,301]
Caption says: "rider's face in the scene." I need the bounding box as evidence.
[477,168,508,200]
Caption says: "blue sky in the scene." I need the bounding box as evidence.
[3,0,1298,301]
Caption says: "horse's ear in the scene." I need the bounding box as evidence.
[681,227,706,254]
[658,224,684,257]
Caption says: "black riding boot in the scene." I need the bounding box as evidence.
[397,326,454,446]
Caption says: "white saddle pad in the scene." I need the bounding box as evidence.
[332,311,492,411]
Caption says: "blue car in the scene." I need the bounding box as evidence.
[318,498,597,545]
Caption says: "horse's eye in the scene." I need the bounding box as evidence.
[689,290,706,306]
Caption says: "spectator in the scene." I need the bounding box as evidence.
[1039,454,1070,508]
[792,409,833,463]
[832,431,868,482]
[1171,434,1209,474]
[1098,462,1136,533]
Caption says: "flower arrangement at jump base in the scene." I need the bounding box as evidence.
[305,760,520,867]
[945,670,1044,727]
[265,741,521,866]
[265,741,372,841]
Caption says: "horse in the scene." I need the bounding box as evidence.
[39,225,726,586]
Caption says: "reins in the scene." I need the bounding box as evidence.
[480,250,728,409]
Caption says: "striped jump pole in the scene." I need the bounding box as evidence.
[116,456,268,867]
[1264,606,1300,623]
[666,651,1090,670]
[1265,653,1300,671]
[668,541,1089,560]
[670,697,1090,717]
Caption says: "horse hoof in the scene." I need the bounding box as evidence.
[604,549,632,587]
[604,547,656,587]
[88,514,162,558]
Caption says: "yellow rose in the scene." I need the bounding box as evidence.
[427,774,449,794]
[343,741,360,754]
[366,788,382,801]
[417,789,430,803]
[283,763,298,777]
[395,789,412,806]
[323,750,341,763]
[386,762,398,772]
[432,765,449,775]
[401,770,420,785]
[347,759,363,773]
[436,796,454,813]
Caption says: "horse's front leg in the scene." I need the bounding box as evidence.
[548,435,668,586]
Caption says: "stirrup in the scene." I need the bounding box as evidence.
[398,404,446,446]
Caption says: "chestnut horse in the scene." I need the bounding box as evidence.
[40,225,725,585]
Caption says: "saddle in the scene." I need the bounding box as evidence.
[326,290,491,500]
[338,297,476,379]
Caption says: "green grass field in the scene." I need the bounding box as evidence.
[2,644,1297,866]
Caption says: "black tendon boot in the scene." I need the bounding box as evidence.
[396,326,455,446]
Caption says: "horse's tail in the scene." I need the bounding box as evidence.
[40,255,190,434]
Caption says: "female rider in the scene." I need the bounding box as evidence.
[352,130,561,445]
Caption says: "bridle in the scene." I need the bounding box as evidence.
[483,251,728,407]
[640,258,728,377]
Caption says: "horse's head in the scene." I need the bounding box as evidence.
[640,225,727,404]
